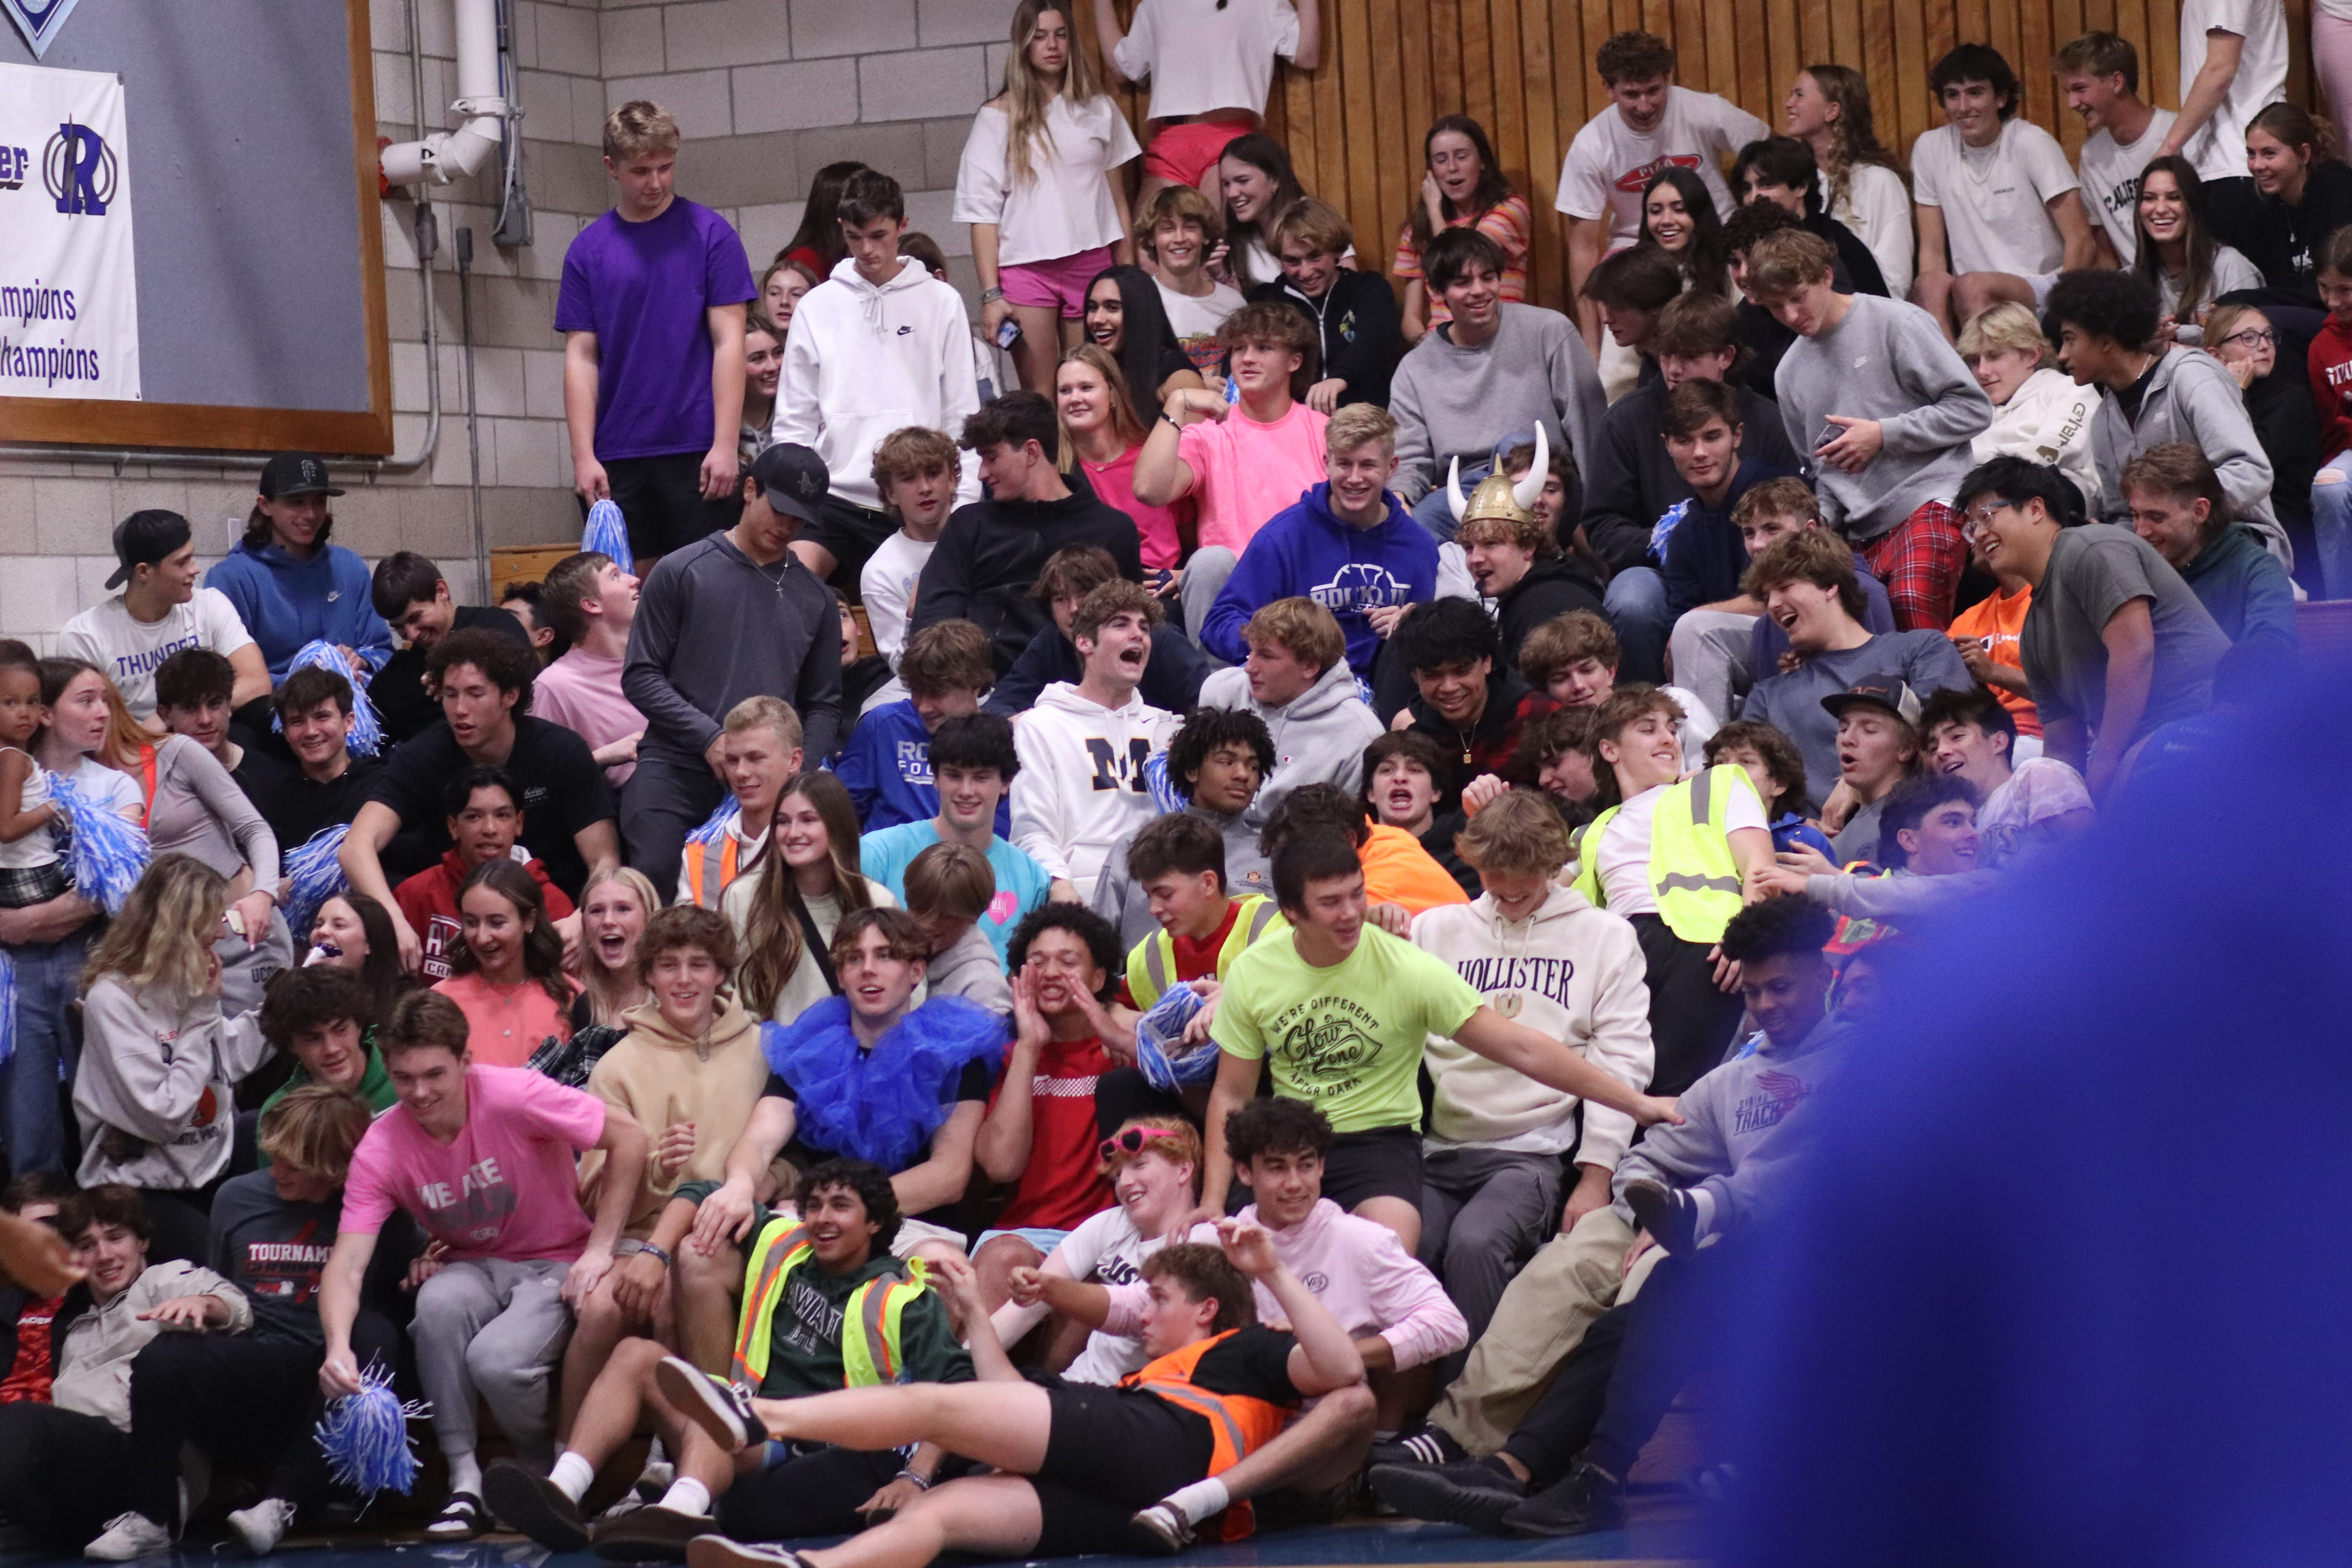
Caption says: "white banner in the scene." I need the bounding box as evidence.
[0,60,139,401]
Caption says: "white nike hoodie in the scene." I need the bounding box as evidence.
[772,255,982,510]
[1011,681,1179,900]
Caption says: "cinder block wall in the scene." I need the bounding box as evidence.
[0,0,999,648]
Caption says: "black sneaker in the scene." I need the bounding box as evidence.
[1500,1461,1626,1538]
[1366,1459,1526,1534]
[1368,1425,1470,1470]
[483,1459,590,1553]
[593,1504,716,1563]
[687,1538,814,1568]
[1622,1181,1700,1257]
[654,1356,768,1452]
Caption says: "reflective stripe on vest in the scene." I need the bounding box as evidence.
[840,1260,929,1386]
[732,1218,813,1386]
[1118,1330,1291,1539]
[1570,765,1757,946]
[733,1217,928,1390]
[683,835,741,911]
[1131,895,1286,1011]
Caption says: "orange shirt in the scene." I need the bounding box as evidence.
[1393,193,1532,326]
[1947,585,2042,738]
[1361,824,1472,915]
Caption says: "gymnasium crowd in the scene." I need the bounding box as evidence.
[0,0,2323,1561]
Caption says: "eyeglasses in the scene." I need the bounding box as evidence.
[1959,500,2012,538]
[1098,1126,1186,1164]
[2217,328,2277,349]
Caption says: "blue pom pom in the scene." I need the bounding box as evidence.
[270,642,385,756]
[315,1366,429,1498]
[282,824,353,942]
[1143,750,1184,814]
[45,772,150,918]
[686,796,737,846]
[583,498,635,577]
[1136,984,1218,1092]
[0,951,16,1079]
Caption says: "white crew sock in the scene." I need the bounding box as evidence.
[549,1450,597,1502]
[445,1450,483,1499]
[1164,1478,1229,1527]
[658,1477,713,1518]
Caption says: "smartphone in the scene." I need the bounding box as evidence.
[1815,422,1842,451]
[995,317,1022,350]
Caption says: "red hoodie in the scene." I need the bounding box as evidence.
[2306,314,2352,459]
[395,850,575,982]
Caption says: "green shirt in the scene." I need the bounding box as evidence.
[254,1041,398,1170]
[1212,924,1483,1133]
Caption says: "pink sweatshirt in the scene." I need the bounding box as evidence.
[1101,1200,1467,1371]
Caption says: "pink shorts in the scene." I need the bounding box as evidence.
[1000,245,1116,318]
[1142,120,1249,188]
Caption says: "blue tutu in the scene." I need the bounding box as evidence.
[762,996,1007,1171]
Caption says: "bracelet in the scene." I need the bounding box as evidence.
[637,1243,671,1266]
[980,286,1005,304]
[894,1469,933,1491]
[1161,411,1183,430]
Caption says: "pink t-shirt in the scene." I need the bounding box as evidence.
[434,972,575,1070]
[1177,400,1330,554]
[530,648,641,786]
[1081,444,1193,571]
[342,1065,606,1261]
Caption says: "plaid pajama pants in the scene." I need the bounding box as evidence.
[1856,500,1966,632]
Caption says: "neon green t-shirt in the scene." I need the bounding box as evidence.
[1212,924,1484,1133]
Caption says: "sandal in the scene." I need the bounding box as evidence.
[424,1490,488,1540]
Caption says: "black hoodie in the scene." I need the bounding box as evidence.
[1493,554,1607,674]
[909,469,1144,675]
[1247,268,1406,409]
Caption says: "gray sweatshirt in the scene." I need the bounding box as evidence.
[1773,293,1994,540]
[2087,346,2288,562]
[1388,303,1605,505]
[927,923,1010,1016]
[1092,802,1271,950]
[73,977,273,1192]
[55,1261,251,1430]
[1197,661,1386,825]
[1804,864,1999,919]
[622,531,843,764]
[1611,1015,1844,1241]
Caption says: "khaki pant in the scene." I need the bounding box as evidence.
[1428,1203,1666,1454]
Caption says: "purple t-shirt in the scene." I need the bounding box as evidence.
[556,197,756,461]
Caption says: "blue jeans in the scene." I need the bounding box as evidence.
[2313,451,2352,599]
[5,929,91,1176]
[1605,567,1671,684]
[1410,459,1493,543]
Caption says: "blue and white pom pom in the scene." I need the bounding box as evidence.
[46,772,150,918]
[582,497,635,577]
[315,1364,430,1498]
[271,641,385,757]
[686,795,738,846]
[0,952,16,1078]
[281,823,353,940]
[1136,983,1217,1093]
[1144,749,1184,815]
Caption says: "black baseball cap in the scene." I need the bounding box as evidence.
[750,443,830,526]
[104,509,194,590]
[1821,674,1923,727]
[259,452,346,499]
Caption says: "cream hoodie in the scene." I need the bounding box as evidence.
[581,993,770,1238]
[1408,883,1654,1170]
[1010,682,1180,901]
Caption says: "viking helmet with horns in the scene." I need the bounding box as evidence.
[1445,423,1549,530]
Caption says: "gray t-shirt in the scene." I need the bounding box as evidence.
[2020,524,2229,744]
[1832,796,1888,866]
[1739,632,1976,805]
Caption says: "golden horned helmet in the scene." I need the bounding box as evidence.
[1445,423,1548,531]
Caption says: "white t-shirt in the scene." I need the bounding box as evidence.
[56,589,255,722]
[1044,1205,1187,1384]
[1594,777,1766,917]
[2077,109,2178,263]
[1111,0,1301,120]
[1157,277,1245,378]
[1832,163,1917,300]
[859,530,936,671]
[2178,0,2290,184]
[952,96,1141,267]
[1977,756,2092,868]
[1911,118,2081,278]
[1555,88,1769,251]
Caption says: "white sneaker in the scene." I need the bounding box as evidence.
[84,1511,172,1561]
[229,1497,297,1556]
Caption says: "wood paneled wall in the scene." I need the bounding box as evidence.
[1088,0,2312,305]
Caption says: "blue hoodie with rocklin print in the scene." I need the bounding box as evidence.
[1198,482,1441,679]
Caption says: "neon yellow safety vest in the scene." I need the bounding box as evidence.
[1124,895,1286,1012]
[730,1217,932,1389]
[1571,764,1760,945]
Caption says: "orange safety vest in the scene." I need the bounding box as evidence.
[680,833,742,911]
[1118,1330,1292,1540]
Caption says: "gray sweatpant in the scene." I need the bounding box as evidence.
[1416,1147,1563,1347]
[412,1257,572,1464]
[1665,609,1758,729]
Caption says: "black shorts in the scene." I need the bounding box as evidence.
[1032,1385,1214,1555]
[797,493,900,591]
[1317,1125,1427,1212]
[594,451,744,560]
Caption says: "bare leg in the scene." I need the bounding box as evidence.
[1909,272,1958,340]
[1354,1196,1421,1254]
[1193,1384,1376,1503]
[675,1238,743,1375]
[561,1337,670,1474]
[788,1475,1043,1568]
[1008,304,1062,392]
[726,1380,1055,1475]
[560,1269,659,1440]
[1951,270,2036,327]
[787,540,837,583]
[973,1235,1044,1313]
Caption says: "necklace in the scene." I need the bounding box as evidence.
[482,975,532,1038]
[1490,899,1539,1018]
